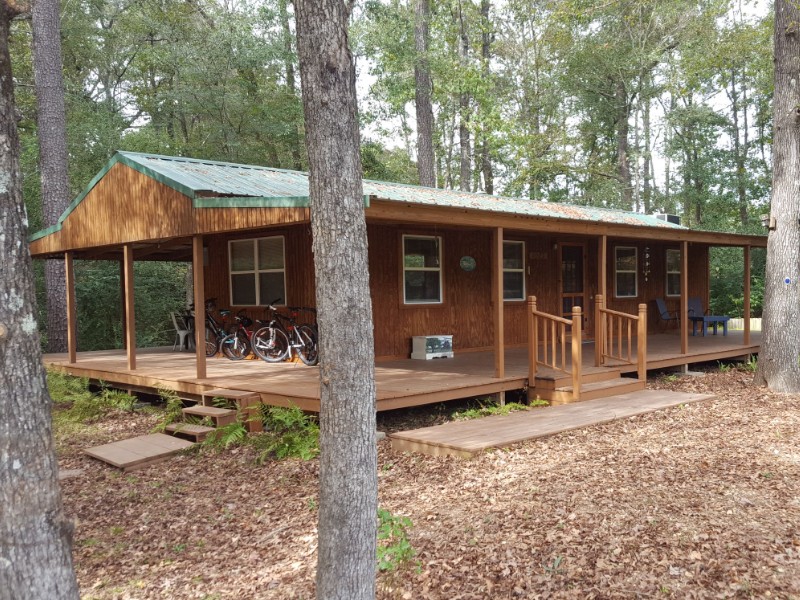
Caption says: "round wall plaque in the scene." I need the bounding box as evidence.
[460,256,476,272]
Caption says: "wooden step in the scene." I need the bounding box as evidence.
[201,388,263,433]
[535,368,622,390]
[182,405,237,427]
[165,423,216,442]
[536,377,646,405]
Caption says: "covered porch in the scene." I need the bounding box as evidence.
[43,330,761,412]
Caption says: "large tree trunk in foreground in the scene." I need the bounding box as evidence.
[0,3,79,597]
[414,0,435,187]
[755,0,800,392]
[294,1,378,598]
[32,0,70,353]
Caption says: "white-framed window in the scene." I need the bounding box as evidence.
[615,246,638,298]
[666,248,681,297]
[403,235,442,304]
[229,236,286,306]
[503,241,525,301]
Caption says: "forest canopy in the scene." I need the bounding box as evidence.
[10,0,771,347]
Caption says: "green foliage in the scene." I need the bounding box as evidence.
[451,398,529,421]
[257,406,320,461]
[75,260,190,351]
[377,508,416,572]
[153,388,186,432]
[203,422,248,450]
[55,379,137,424]
[47,370,91,405]
[710,247,766,317]
[740,355,758,372]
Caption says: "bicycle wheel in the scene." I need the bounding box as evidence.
[221,330,250,360]
[296,325,319,366]
[205,327,218,357]
[252,326,289,362]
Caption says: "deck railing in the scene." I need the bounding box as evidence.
[594,294,647,382]
[527,296,582,401]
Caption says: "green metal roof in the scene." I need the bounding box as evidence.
[118,151,684,229]
[30,150,685,242]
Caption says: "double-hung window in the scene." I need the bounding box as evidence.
[666,248,681,296]
[614,246,638,298]
[403,235,442,304]
[229,236,286,306]
[503,241,525,301]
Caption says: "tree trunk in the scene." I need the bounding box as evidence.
[414,0,435,187]
[279,0,305,171]
[729,68,749,227]
[615,80,633,209]
[642,94,652,214]
[755,0,800,392]
[479,0,493,195]
[0,4,79,597]
[294,1,378,598]
[32,0,70,353]
[458,1,471,192]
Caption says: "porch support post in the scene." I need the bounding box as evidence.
[193,235,207,380]
[598,235,607,300]
[744,245,751,346]
[492,227,505,379]
[680,241,689,355]
[637,303,647,382]
[596,235,607,367]
[65,251,77,364]
[123,244,136,370]
[119,258,127,349]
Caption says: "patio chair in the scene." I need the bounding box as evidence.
[687,297,709,318]
[654,298,679,330]
[171,312,193,351]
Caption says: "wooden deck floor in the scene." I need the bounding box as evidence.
[43,330,759,412]
[389,389,716,458]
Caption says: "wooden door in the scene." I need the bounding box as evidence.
[559,243,590,336]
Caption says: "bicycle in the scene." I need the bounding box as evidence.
[220,310,256,360]
[203,299,232,357]
[252,302,318,366]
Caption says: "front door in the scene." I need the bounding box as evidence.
[559,243,589,336]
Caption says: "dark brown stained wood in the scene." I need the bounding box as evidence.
[123,244,136,370]
[744,245,751,346]
[492,227,504,378]
[365,200,768,248]
[65,252,76,363]
[681,241,689,354]
[193,236,207,380]
[203,225,316,321]
[389,389,716,458]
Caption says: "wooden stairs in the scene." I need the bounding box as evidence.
[531,367,646,405]
[165,388,264,443]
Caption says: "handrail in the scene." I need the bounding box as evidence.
[527,296,582,401]
[594,294,647,382]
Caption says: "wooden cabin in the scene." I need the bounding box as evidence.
[31,152,766,410]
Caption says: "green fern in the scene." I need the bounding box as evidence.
[203,422,248,450]
[255,406,319,462]
[152,387,186,432]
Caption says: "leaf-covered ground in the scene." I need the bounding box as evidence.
[57,366,800,599]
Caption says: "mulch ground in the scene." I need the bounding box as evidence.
[57,366,800,599]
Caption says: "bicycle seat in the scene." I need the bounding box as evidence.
[220,309,232,317]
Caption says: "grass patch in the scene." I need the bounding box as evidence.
[451,397,530,421]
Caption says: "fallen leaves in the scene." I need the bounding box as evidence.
[57,367,800,598]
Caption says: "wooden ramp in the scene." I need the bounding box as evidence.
[85,433,194,472]
[389,389,715,458]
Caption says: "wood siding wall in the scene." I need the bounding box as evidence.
[30,164,309,256]
[202,224,710,359]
